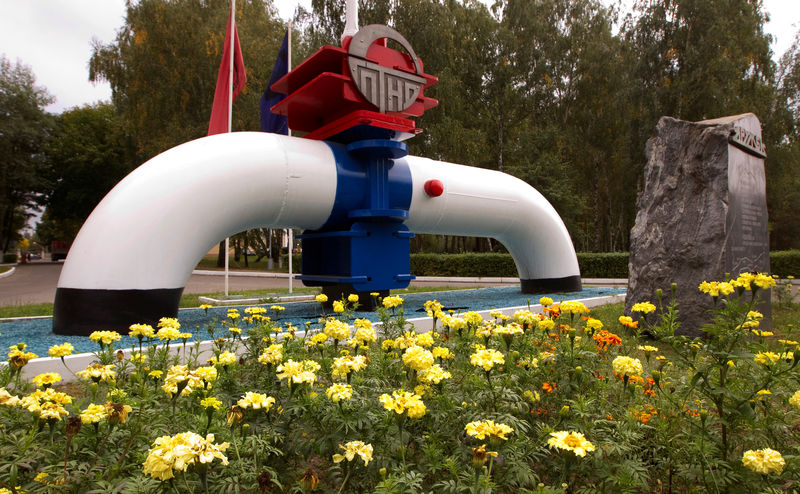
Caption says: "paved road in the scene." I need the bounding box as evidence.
[0,262,510,306]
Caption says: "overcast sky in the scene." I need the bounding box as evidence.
[0,0,797,114]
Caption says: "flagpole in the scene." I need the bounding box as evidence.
[287,20,293,294]
[224,0,236,297]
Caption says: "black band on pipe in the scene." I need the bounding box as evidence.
[520,276,582,294]
[53,287,183,336]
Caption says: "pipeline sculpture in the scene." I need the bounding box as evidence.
[53,25,580,335]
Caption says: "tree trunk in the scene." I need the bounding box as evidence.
[216,240,225,268]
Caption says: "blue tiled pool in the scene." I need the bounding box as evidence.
[0,286,624,357]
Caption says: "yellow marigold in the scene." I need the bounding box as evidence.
[76,364,116,383]
[354,322,377,345]
[561,301,589,315]
[32,372,61,388]
[258,344,283,365]
[326,383,354,402]
[0,388,20,407]
[142,432,229,481]
[425,299,443,315]
[148,370,163,380]
[414,331,435,348]
[347,294,359,303]
[161,365,198,397]
[129,324,155,339]
[495,323,524,337]
[789,390,800,410]
[237,392,275,411]
[470,348,505,371]
[547,430,595,457]
[105,402,132,425]
[612,356,643,377]
[209,351,237,367]
[778,339,799,346]
[39,402,69,421]
[379,389,426,418]
[631,302,656,314]
[512,310,536,326]
[523,390,540,403]
[402,345,434,371]
[462,311,482,327]
[157,317,180,329]
[201,397,223,410]
[89,331,121,346]
[637,345,658,353]
[476,322,496,339]
[194,366,218,384]
[381,339,397,351]
[315,294,328,303]
[418,364,452,385]
[324,318,351,341]
[333,300,345,313]
[199,304,213,310]
[156,327,181,342]
[276,359,321,386]
[539,297,554,307]
[382,295,404,308]
[742,448,785,475]
[465,419,513,441]
[48,342,74,358]
[305,332,329,349]
[332,440,373,466]
[585,318,603,331]
[754,352,780,366]
[331,354,368,379]
[130,352,147,364]
[432,346,454,360]
[538,319,555,331]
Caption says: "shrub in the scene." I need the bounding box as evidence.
[0,274,796,492]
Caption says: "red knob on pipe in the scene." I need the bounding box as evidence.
[424,179,444,197]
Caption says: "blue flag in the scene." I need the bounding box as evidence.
[260,31,289,134]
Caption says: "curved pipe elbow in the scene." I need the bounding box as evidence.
[54,132,338,335]
[404,156,581,291]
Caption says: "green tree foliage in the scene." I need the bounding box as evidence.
[36,103,137,245]
[89,0,286,160]
[766,32,800,248]
[62,0,800,254]
[0,56,53,253]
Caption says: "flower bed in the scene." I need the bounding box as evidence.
[0,275,797,493]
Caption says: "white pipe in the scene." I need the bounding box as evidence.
[57,132,336,292]
[55,132,579,333]
[404,156,580,282]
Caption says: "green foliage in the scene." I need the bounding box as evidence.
[0,56,53,253]
[2,276,800,492]
[575,252,629,278]
[769,250,800,277]
[36,103,137,245]
[89,0,286,160]
[411,253,518,277]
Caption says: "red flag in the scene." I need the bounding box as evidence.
[208,8,247,136]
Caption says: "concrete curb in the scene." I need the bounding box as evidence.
[0,266,16,279]
[190,269,630,287]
